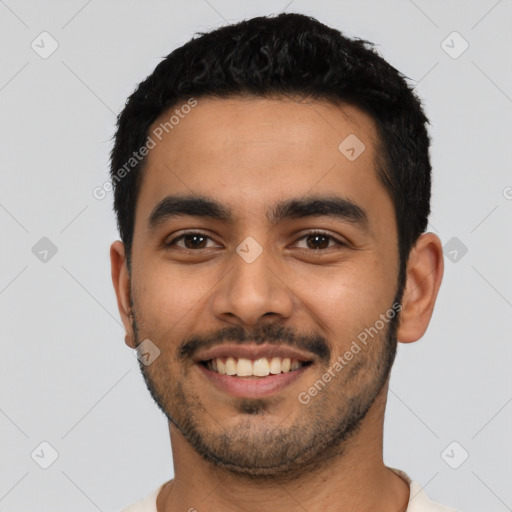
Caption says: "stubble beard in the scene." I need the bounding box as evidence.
[131,295,401,481]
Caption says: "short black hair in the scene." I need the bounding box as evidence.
[110,12,432,288]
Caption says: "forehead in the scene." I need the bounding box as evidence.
[147,95,380,166]
[136,96,393,233]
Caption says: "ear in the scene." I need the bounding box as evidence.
[397,232,444,343]
[110,240,136,349]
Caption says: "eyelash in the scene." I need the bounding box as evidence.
[165,230,346,254]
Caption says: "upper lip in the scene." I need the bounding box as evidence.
[194,343,315,363]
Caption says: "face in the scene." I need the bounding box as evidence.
[124,96,403,477]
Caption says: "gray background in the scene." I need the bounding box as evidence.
[1,0,511,511]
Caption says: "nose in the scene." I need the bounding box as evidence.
[210,241,294,327]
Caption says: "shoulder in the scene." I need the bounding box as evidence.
[407,480,460,512]
[389,468,461,512]
[117,482,165,512]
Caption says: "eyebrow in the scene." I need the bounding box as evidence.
[148,193,369,232]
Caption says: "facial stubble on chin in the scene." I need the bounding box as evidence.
[128,288,402,481]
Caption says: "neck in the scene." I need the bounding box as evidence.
[157,384,409,512]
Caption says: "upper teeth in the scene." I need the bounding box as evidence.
[206,357,305,377]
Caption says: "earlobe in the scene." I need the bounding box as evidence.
[396,232,444,344]
[110,241,136,349]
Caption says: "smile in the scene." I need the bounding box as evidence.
[201,356,311,377]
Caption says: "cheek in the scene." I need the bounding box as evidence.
[295,257,393,341]
[133,264,209,334]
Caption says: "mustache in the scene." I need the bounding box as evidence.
[177,324,331,363]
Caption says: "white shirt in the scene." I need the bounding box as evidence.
[119,468,459,511]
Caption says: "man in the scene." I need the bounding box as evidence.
[110,12,456,512]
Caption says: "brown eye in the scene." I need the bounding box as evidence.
[181,234,208,249]
[305,233,331,250]
[165,231,216,250]
[295,231,344,251]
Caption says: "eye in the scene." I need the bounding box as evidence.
[165,231,219,250]
[294,231,345,251]
[165,230,345,252]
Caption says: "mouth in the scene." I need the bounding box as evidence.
[199,356,313,378]
[196,355,313,399]
[193,343,316,398]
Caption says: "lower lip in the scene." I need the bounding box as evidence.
[196,363,311,398]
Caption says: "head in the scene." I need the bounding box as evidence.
[110,13,443,478]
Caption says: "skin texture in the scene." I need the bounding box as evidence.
[111,96,444,512]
